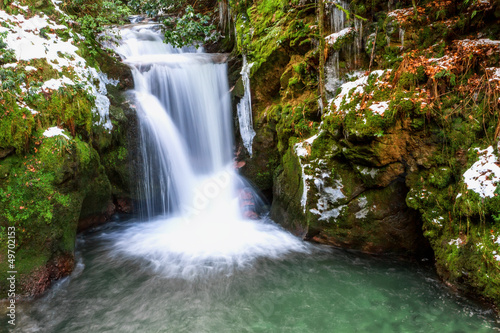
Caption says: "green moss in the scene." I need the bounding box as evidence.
[31,84,94,136]
[329,28,357,52]
[0,93,35,153]
[22,0,56,16]
[0,130,115,297]
[235,0,315,77]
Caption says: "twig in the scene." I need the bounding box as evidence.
[368,27,378,72]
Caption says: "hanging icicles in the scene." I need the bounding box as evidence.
[237,55,256,156]
[324,0,365,95]
[399,27,405,48]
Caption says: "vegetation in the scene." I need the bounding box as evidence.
[1,0,500,309]
[0,0,133,297]
[229,0,500,307]
[163,5,219,48]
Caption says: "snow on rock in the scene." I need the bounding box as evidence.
[487,67,500,82]
[369,101,389,116]
[309,169,347,221]
[457,38,500,49]
[325,27,355,46]
[310,205,346,221]
[387,8,416,23]
[0,9,118,129]
[359,166,378,178]
[295,132,320,158]
[18,101,38,114]
[355,196,369,219]
[41,76,75,90]
[294,131,349,221]
[43,127,70,140]
[388,8,414,18]
[463,146,500,198]
[448,238,463,246]
[0,11,69,63]
[294,132,322,211]
[329,70,388,112]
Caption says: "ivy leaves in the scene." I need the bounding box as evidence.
[163,6,219,49]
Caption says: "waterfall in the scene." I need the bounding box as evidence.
[236,55,256,156]
[107,24,308,279]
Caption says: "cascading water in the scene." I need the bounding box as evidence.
[109,24,309,278]
[11,22,500,333]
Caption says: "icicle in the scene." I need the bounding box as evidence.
[237,55,256,156]
[325,0,364,95]
[325,51,341,94]
[399,27,405,48]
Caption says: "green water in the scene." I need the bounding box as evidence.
[9,220,499,332]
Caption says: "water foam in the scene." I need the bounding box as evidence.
[109,24,309,279]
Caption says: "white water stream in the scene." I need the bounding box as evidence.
[9,24,499,333]
[108,24,308,279]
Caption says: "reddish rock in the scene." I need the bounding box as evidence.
[116,197,133,213]
[239,188,259,219]
[20,254,75,297]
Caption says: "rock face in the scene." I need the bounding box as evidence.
[271,121,430,256]
[235,0,500,305]
[0,4,136,298]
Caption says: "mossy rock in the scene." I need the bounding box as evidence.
[270,147,308,237]
[0,133,116,297]
[311,179,428,255]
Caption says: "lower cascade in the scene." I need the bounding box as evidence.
[109,24,309,278]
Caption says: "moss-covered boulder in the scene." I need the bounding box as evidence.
[0,2,135,298]
[243,0,500,306]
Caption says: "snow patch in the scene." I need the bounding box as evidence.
[463,146,500,198]
[323,183,346,203]
[432,216,444,226]
[0,9,118,129]
[355,208,369,219]
[325,27,355,46]
[43,127,69,140]
[448,238,463,246]
[358,196,367,208]
[369,101,389,116]
[18,101,38,114]
[487,67,500,82]
[360,167,378,178]
[310,206,346,221]
[295,132,321,158]
[42,76,75,90]
[329,70,388,112]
